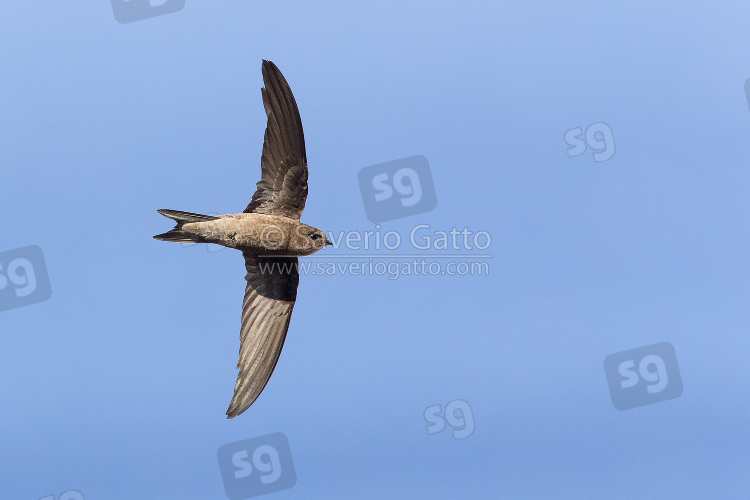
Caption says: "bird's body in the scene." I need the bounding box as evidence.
[156,210,329,256]
[154,60,331,418]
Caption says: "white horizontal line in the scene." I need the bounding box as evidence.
[259,254,494,259]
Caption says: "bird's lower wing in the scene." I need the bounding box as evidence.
[226,253,299,418]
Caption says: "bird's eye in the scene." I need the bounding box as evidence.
[310,233,320,240]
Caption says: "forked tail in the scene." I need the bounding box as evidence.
[153,210,219,242]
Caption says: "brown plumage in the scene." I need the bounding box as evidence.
[154,60,331,418]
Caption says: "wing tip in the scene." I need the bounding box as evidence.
[226,399,250,419]
[261,59,280,79]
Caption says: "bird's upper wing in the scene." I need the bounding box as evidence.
[244,60,308,221]
[226,252,299,418]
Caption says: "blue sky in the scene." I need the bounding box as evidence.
[2,1,750,498]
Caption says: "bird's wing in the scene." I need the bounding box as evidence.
[226,252,299,418]
[244,60,308,221]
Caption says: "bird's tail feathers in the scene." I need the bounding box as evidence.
[154,209,219,242]
[153,228,196,242]
[156,209,219,223]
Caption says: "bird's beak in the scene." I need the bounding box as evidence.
[325,240,333,246]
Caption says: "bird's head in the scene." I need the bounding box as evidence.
[292,223,332,255]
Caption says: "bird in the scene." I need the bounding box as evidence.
[154,60,332,418]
